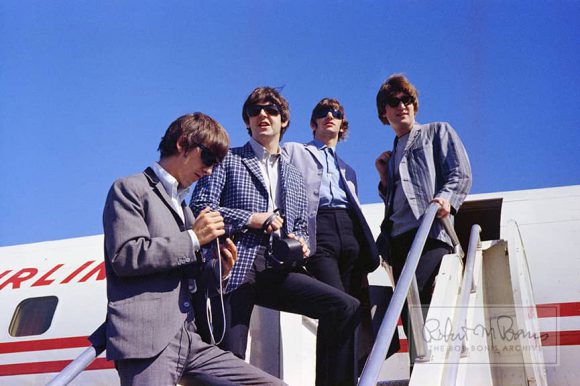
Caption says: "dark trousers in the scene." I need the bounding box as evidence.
[390,228,452,365]
[208,267,361,386]
[305,208,362,295]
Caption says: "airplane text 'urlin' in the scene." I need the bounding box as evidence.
[0,261,105,290]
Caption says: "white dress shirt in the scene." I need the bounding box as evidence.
[152,162,201,252]
[249,137,282,211]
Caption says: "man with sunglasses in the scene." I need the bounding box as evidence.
[283,97,385,359]
[93,113,283,385]
[191,87,361,386]
[374,74,472,368]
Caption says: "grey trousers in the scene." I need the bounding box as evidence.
[116,317,284,386]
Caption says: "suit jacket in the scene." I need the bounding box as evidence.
[377,122,472,261]
[282,141,379,272]
[94,167,209,360]
[190,141,309,293]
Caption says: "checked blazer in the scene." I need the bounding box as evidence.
[190,141,309,293]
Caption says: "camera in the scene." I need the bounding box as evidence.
[266,233,304,269]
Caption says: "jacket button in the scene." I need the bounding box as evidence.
[183,301,190,308]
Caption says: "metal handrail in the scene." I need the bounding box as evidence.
[358,202,463,386]
[359,203,431,385]
[46,344,105,386]
[407,275,429,361]
[441,224,481,385]
[441,216,465,259]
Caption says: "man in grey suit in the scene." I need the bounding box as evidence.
[99,113,283,385]
[374,74,472,367]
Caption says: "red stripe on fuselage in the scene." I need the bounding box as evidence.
[0,301,578,376]
[0,336,90,354]
[0,358,113,376]
[537,302,580,318]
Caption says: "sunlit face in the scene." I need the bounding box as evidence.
[312,108,343,140]
[176,145,214,188]
[247,102,288,143]
[383,92,416,133]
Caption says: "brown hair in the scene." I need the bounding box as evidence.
[242,86,290,139]
[310,98,349,141]
[376,74,419,125]
[158,113,229,162]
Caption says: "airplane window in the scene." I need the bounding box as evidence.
[9,296,58,337]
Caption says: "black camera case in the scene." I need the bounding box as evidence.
[267,233,304,269]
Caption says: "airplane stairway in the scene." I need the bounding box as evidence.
[389,221,548,386]
[47,204,549,386]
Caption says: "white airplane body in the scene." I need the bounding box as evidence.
[1,185,579,385]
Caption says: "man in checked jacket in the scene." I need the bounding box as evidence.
[374,74,472,368]
[191,87,361,386]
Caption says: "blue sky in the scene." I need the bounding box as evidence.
[1,1,578,246]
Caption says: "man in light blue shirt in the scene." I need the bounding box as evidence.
[284,98,385,378]
[284,98,379,294]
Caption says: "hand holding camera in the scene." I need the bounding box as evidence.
[261,210,307,269]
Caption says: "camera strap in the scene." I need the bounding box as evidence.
[206,238,227,346]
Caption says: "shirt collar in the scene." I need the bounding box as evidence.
[249,137,281,162]
[312,138,336,154]
[151,162,191,203]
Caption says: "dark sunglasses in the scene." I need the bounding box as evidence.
[386,95,415,107]
[196,143,219,167]
[313,107,344,120]
[246,104,281,117]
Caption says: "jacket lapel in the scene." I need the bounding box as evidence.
[403,123,422,154]
[278,158,290,232]
[240,142,269,197]
[336,155,361,206]
[144,167,185,228]
[305,141,325,168]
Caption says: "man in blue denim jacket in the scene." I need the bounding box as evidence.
[374,74,472,366]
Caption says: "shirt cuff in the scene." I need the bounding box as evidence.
[188,230,201,252]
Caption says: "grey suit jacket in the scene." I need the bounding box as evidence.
[282,141,379,272]
[377,122,472,261]
[96,167,207,360]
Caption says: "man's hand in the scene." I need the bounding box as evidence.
[432,197,451,218]
[217,238,237,279]
[248,212,284,234]
[193,207,225,245]
[375,151,392,192]
[288,233,310,257]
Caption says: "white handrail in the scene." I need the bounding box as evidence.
[358,202,463,386]
[441,224,481,385]
[46,345,104,386]
[359,203,439,386]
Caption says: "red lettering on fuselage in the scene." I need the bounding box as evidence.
[78,262,106,282]
[0,261,105,291]
[61,261,94,284]
[31,264,64,287]
[0,270,12,282]
[0,268,38,290]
